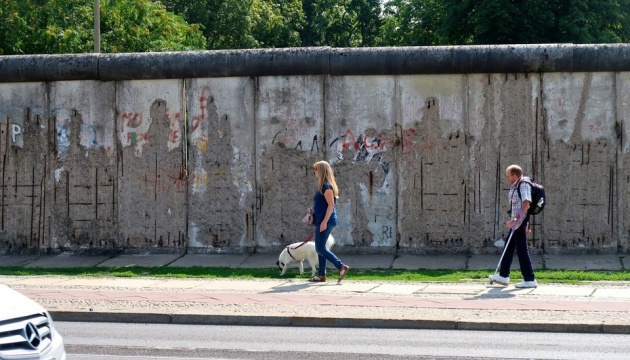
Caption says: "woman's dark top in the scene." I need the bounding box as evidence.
[313,183,337,226]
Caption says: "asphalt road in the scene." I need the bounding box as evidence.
[59,322,630,360]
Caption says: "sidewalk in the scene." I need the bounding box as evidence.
[1,253,629,334]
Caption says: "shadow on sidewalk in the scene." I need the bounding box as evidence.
[262,282,314,293]
[465,287,524,300]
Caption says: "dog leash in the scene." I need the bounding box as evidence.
[292,231,314,249]
[285,231,315,262]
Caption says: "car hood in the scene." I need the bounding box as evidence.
[0,284,47,320]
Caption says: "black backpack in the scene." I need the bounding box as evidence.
[516,179,546,215]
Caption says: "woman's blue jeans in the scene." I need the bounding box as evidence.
[315,224,344,276]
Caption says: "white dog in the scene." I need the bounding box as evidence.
[276,236,335,277]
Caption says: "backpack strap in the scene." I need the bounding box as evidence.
[516,179,533,203]
[516,180,523,202]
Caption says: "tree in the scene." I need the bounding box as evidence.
[161,0,304,49]
[159,0,258,49]
[0,0,205,55]
[101,0,206,52]
[250,0,304,48]
[378,0,446,46]
[440,0,630,45]
[301,0,382,47]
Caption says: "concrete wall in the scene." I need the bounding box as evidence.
[1,45,629,255]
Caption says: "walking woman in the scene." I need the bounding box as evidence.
[309,160,350,283]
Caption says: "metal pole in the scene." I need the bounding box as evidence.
[94,0,101,53]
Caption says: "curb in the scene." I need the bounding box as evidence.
[49,311,630,335]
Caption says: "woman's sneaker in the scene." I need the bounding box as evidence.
[488,274,510,286]
[515,280,538,288]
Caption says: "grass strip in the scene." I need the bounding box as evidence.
[1,266,629,284]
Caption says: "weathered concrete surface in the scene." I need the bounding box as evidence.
[0,82,48,251]
[326,76,398,249]
[97,254,181,267]
[168,254,250,268]
[544,254,622,271]
[398,75,467,252]
[0,47,630,255]
[186,77,256,251]
[0,255,38,266]
[467,254,544,271]
[393,255,467,270]
[116,80,187,249]
[24,255,109,268]
[542,73,617,254]
[49,81,117,251]
[256,76,324,248]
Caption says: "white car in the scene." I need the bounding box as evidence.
[0,284,66,360]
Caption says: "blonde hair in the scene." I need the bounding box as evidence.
[313,161,339,197]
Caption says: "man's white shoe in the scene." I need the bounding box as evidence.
[515,280,538,288]
[489,274,510,286]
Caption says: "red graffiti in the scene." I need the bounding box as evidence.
[169,130,180,144]
[121,112,143,132]
[165,108,182,147]
[340,129,358,151]
[191,86,210,133]
[165,108,181,127]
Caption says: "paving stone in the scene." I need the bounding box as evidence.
[98,254,181,268]
[302,282,377,292]
[25,255,109,268]
[545,254,622,270]
[467,254,544,270]
[238,254,278,268]
[530,286,595,297]
[0,255,38,266]
[592,288,630,298]
[368,284,426,295]
[420,285,486,295]
[45,278,165,288]
[393,255,466,270]
[7,277,70,286]
[150,280,210,289]
[194,280,280,292]
[169,254,250,268]
[341,254,394,269]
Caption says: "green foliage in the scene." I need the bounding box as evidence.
[100,0,206,52]
[250,0,304,47]
[1,266,630,283]
[440,0,630,45]
[3,0,630,54]
[0,0,205,54]
[378,0,446,46]
[160,0,258,49]
[161,0,304,49]
[301,0,382,47]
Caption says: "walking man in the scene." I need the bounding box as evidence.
[489,164,539,288]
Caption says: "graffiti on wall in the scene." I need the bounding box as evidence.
[270,124,445,163]
[0,106,40,148]
[190,86,210,152]
[167,107,182,151]
[118,105,182,157]
[119,111,149,157]
[329,128,393,162]
[53,108,116,160]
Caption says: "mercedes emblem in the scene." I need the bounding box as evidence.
[23,322,42,349]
